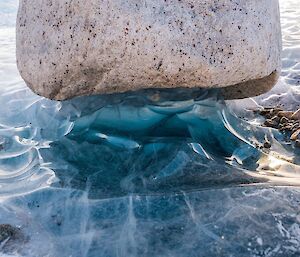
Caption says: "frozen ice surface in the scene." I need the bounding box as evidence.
[0,0,300,256]
[2,187,300,257]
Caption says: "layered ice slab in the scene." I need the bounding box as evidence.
[16,0,282,100]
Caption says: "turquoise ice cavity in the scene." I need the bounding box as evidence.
[41,88,298,199]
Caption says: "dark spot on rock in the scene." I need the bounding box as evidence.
[157,60,163,70]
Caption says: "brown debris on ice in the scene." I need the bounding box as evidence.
[256,107,300,147]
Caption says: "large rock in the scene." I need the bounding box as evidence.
[16,0,282,100]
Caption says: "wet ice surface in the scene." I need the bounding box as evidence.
[0,1,300,256]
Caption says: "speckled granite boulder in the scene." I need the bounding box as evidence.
[16,0,282,100]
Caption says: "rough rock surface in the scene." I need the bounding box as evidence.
[17,0,282,100]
